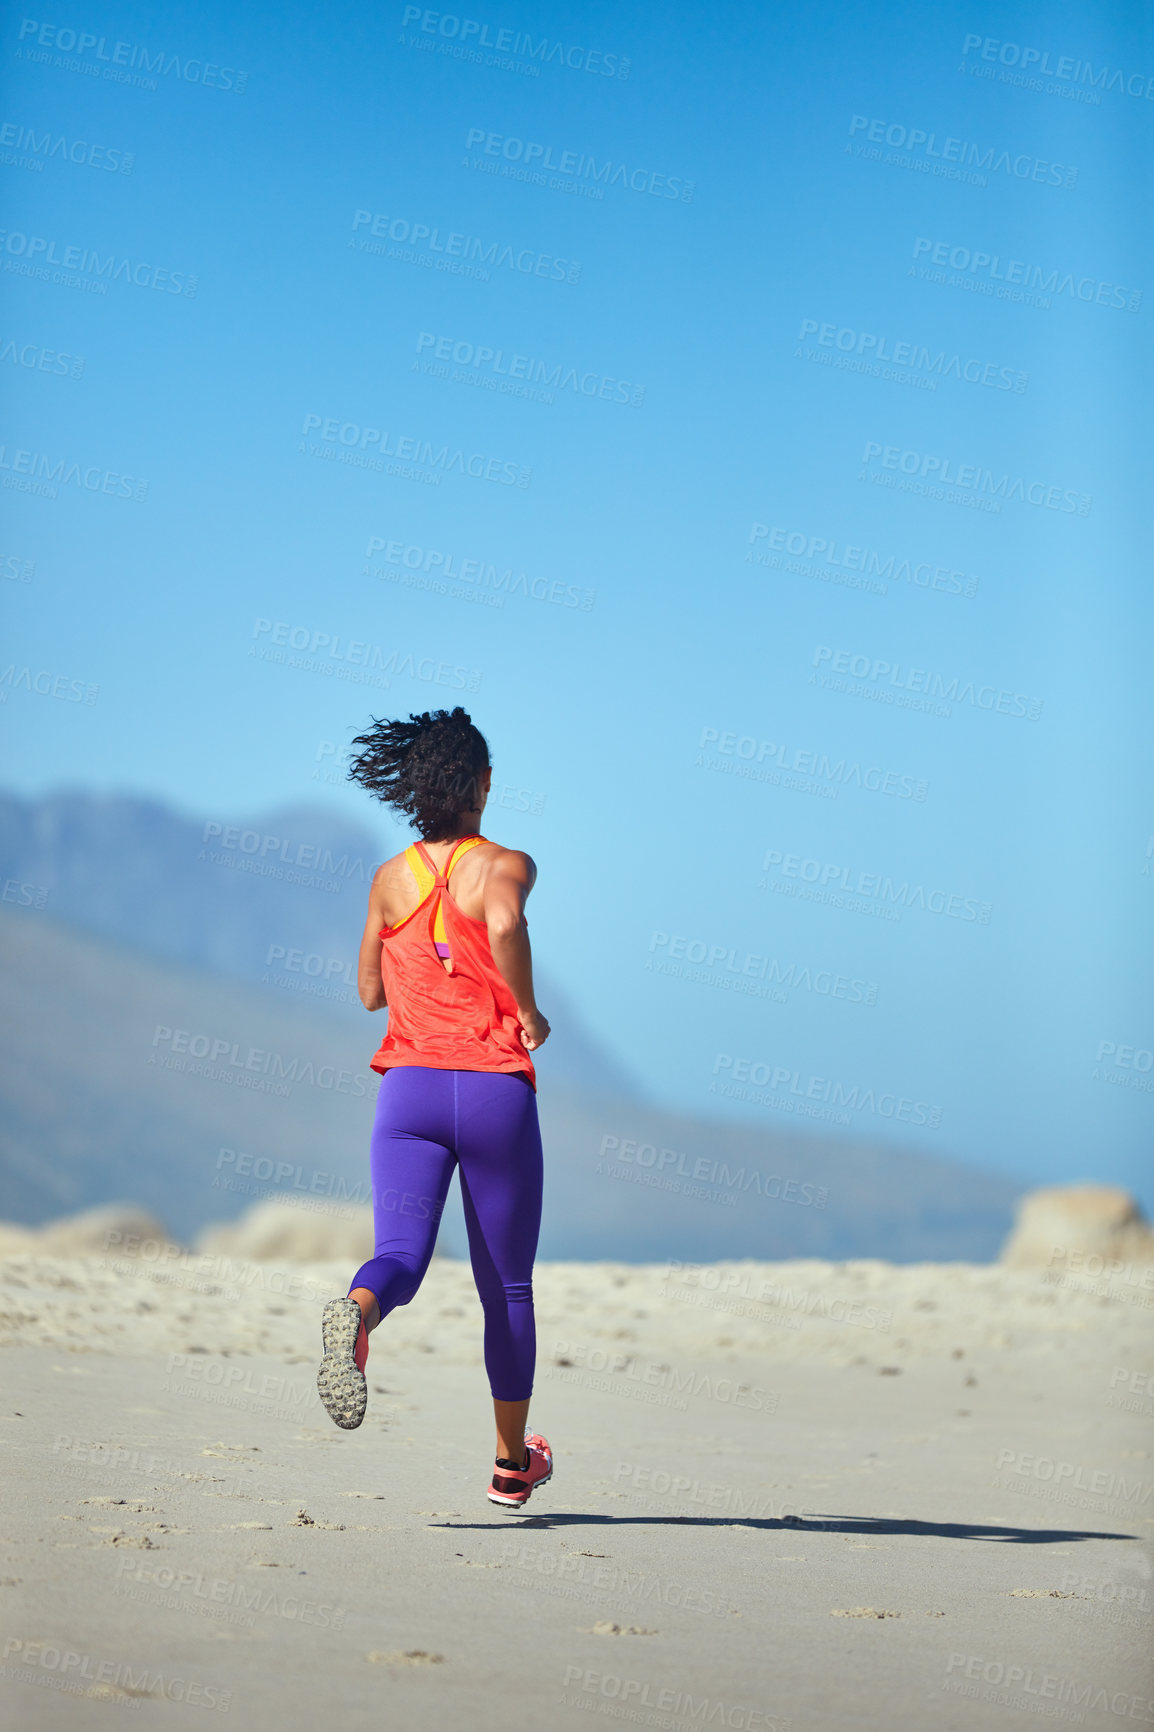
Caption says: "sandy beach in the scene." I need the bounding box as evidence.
[2,1239,1152,1729]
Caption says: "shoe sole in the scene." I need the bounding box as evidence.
[317,1297,367,1431]
[486,1462,553,1508]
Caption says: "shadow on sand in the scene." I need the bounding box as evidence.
[437,1512,1136,1544]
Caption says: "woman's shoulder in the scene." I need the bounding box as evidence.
[375,845,416,876]
[474,841,537,885]
[370,847,420,896]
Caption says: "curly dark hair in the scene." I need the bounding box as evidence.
[347,708,491,839]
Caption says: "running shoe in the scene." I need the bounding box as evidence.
[317,1296,369,1430]
[486,1431,553,1508]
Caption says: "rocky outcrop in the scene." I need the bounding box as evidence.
[194,1198,374,1263]
[0,1203,176,1257]
[999,1185,1154,1267]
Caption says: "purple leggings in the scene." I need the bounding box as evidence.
[349,1066,543,1401]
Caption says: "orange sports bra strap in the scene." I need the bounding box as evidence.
[406,842,437,894]
[445,834,485,876]
[412,834,485,885]
[411,839,439,882]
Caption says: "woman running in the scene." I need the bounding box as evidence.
[316,706,553,1508]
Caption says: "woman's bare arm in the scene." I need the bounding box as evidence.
[357,867,389,1011]
[483,849,550,1050]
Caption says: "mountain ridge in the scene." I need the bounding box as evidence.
[0,907,1022,1260]
[0,785,643,1099]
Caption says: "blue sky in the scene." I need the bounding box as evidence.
[3,0,1152,1204]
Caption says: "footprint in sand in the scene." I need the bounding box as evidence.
[80,1498,158,1512]
[291,1509,345,1529]
[366,1650,444,1665]
[831,1607,945,1618]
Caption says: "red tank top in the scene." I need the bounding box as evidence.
[369,835,536,1090]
